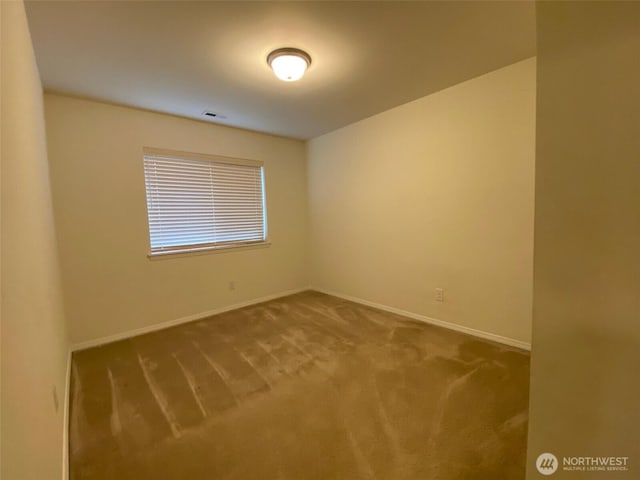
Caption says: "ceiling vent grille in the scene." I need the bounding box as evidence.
[202,110,227,120]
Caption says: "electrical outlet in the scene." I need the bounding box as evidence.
[435,288,444,302]
[228,281,236,291]
[52,386,59,413]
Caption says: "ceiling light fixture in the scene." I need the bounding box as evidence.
[267,48,311,82]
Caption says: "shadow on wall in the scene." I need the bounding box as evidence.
[528,325,639,477]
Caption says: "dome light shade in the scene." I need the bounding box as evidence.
[267,48,311,82]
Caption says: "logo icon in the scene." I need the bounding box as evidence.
[536,453,559,476]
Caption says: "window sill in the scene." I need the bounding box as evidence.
[147,241,271,260]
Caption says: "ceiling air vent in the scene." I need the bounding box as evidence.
[202,110,227,120]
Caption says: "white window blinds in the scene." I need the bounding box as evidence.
[143,148,267,255]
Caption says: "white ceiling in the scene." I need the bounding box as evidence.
[25,1,536,140]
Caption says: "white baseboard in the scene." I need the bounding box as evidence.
[310,287,531,351]
[62,347,72,479]
[71,286,311,352]
[70,285,530,353]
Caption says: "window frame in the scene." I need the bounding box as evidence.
[142,147,269,258]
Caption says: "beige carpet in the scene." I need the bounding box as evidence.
[70,291,529,479]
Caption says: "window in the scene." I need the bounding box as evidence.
[143,148,267,256]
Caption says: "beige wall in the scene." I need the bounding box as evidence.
[307,58,535,345]
[1,1,70,479]
[527,3,640,478]
[44,95,309,346]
